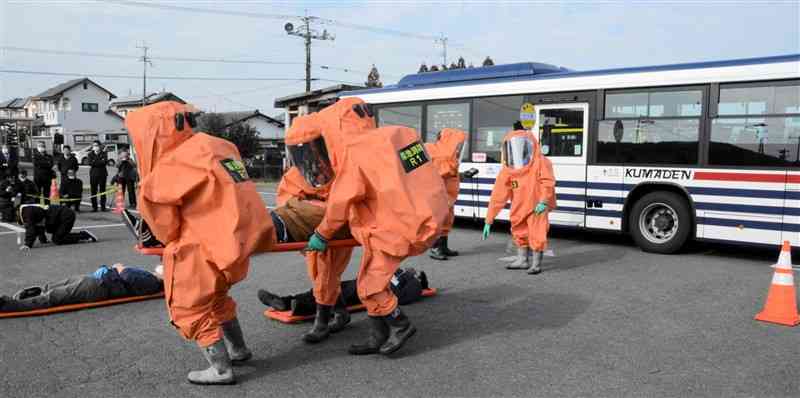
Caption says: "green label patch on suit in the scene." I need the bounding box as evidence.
[220,159,249,183]
[398,141,430,173]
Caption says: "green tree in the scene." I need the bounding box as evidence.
[199,114,260,160]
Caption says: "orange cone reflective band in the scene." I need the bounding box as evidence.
[49,179,60,204]
[755,241,800,326]
[113,183,125,215]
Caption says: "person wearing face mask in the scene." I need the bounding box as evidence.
[57,145,79,185]
[481,130,556,275]
[59,169,83,212]
[15,170,38,205]
[112,150,138,209]
[32,142,54,205]
[1,145,18,179]
[87,141,109,212]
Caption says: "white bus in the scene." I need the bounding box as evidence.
[342,54,800,253]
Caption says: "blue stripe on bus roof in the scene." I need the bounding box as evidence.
[343,54,800,96]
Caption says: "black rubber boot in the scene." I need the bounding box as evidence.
[302,304,332,344]
[221,318,252,365]
[257,289,289,311]
[348,316,389,355]
[428,237,447,261]
[441,236,459,257]
[379,308,417,355]
[329,295,351,334]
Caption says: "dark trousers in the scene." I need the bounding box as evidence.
[120,179,136,207]
[34,177,50,205]
[52,211,82,245]
[0,276,106,312]
[90,174,107,210]
[289,280,360,316]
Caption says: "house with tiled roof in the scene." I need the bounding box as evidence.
[0,97,32,120]
[110,91,186,118]
[25,77,127,150]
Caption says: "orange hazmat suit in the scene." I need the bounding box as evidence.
[424,128,466,235]
[485,130,556,252]
[283,98,376,306]
[315,125,449,315]
[126,102,275,347]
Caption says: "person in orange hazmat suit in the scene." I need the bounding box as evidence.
[424,128,472,261]
[126,101,275,385]
[280,98,376,344]
[303,125,450,356]
[482,130,556,275]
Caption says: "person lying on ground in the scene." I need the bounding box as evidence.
[18,204,97,252]
[0,263,163,312]
[257,268,429,316]
[122,192,350,248]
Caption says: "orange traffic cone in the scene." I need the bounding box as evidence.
[755,241,800,326]
[113,184,125,215]
[49,179,60,205]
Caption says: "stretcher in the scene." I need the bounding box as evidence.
[0,292,164,319]
[135,238,361,256]
[264,288,438,324]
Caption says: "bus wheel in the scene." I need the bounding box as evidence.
[629,191,691,254]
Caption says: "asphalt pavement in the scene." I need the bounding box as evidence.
[0,198,798,397]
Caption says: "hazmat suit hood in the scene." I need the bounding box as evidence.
[501,130,542,175]
[125,101,196,181]
[430,128,466,175]
[285,97,376,174]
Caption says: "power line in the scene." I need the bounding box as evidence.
[111,1,295,20]
[113,1,440,41]
[2,46,404,77]
[190,80,307,98]
[1,46,304,65]
[0,69,306,81]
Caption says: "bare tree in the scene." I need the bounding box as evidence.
[365,64,383,88]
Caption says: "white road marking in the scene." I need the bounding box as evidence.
[0,222,125,236]
[0,222,25,232]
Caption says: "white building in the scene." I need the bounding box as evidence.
[0,97,32,120]
[25,78,127,150]
[199,110,285,141]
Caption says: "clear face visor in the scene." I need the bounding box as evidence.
[287,136,334,188]
[502,136,533,169]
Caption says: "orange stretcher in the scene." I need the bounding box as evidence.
[135,238,361,256]
[264,288,438,324]
[0,292,165,319]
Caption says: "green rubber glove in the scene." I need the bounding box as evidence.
[305,232,328,252]
[534,202,548,214]
[482,223,491,240]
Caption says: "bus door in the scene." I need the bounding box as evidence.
[534,103,589,227]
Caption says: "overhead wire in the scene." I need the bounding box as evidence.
[0,69,306,81]
[2,46,403,79]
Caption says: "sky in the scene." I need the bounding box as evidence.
[1,0,798,117]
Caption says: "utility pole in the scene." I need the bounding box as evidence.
[136,42,153,108]
[285,12,334,92]
[435,34,448,67]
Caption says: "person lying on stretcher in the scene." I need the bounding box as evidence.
[257,268,428,316]
[0,263,163,312]
[122,194,351,248]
